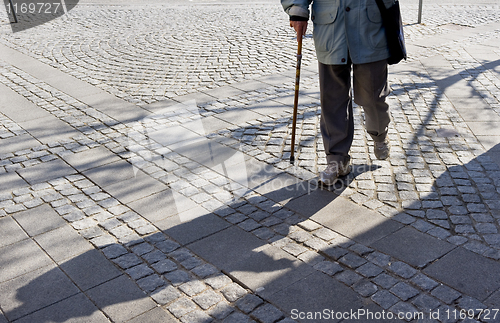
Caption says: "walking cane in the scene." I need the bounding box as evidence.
[289,29,303,164]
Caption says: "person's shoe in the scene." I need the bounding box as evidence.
[374,139,390,160]
[319,157,351,186]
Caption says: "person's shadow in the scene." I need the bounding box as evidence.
[5,137,500,323]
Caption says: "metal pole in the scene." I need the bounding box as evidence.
[8,0,18,23]
[418,0,423,24]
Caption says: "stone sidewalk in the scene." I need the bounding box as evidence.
[1,1,500,323]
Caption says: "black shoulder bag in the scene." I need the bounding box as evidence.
[375,0,407,65]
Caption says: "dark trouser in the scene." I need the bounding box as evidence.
[319,59,390,163]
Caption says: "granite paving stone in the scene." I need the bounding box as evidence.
[2,2,500,321]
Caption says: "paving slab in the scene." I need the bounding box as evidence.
[288,192,402,245]
[0,43,103,99]
[0,133,40,155]
[103,169,168,204]
[82,159,135,188]
[258,73,294,86]
[142,98,180,114]
[0,83,52,123]
[173,92,217,106]
[0,238,53,283]
[128,189,197,224]
[230,80,269,92]
[424,247,500,301]
[214,107,263,125]
[17,158,76,185]
[124,307,178,323]
[0,216,29,248]
[189,226,265,269]
[13,293,109,323]
[485,289,500,309]
[59,248,122,291]
[189,226,313,298]
[267,271,363,323]
[246,99,288,116]
[232,158,282,190]
[466,122,500,136]
[173,138,240,169]
[227,245,315,299]
[203,85,245,99]
[86,275,156,322]
[19,116,78,144]
[0,264,80,322]
[13,203,66,237]
[157,208,230,245]
[370,226,456,268]
[34,225,94,263]
[78,92,150,124]
[254,174,311,204]
[0,172,29,194]
[63,146,122,172]
[148,124,200,147]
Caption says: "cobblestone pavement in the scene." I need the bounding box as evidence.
[1,1,500,323]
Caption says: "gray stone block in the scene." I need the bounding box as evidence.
[292,194,403,245]
[12,292,109,323]
[0,172,29,194]
[0,239,52,283]
[13,204,66,237]
[0,216,28,248]
[60,248,122,291]
[0,133,39,156]
[63,146,121,172]
[103,169,167,204]
[128,189,196,224]
[189,226,265,269]
[86,275,156,322]
[250,303,284,323]
[125,307,178,323]
[425,248,500,301]
[158,210,230,245]
[83,159,135,188]
[17,159,76,185]
[0,265,80,321]
[268,271,362,322]
[34,225,94,263]
[390,282,419,301]
[370,227,455,268]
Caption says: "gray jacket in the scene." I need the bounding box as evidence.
[281,0,394,65]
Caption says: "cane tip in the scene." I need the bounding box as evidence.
[290,156,295,165]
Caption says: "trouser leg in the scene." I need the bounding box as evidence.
[318,61,354,163]
[353,59,390,142]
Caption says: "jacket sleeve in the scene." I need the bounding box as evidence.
[281,0,311,21]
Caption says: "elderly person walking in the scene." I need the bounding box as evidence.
[282,0,393,186]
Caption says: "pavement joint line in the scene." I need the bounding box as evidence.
[0,24,498,258]
[1,1,500,322]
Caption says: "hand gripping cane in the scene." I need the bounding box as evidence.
[289,30,303,164]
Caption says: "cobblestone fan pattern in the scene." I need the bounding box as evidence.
[1,2,500,322]
[0,3,500,104]
[1,54,500,322]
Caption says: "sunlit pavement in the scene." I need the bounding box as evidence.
[1,1,500,322]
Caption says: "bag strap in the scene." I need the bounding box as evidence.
[374,0,387,13]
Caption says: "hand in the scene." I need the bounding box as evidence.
[290,20,307,40]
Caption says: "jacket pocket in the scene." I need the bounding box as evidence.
[311,0,338,25]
